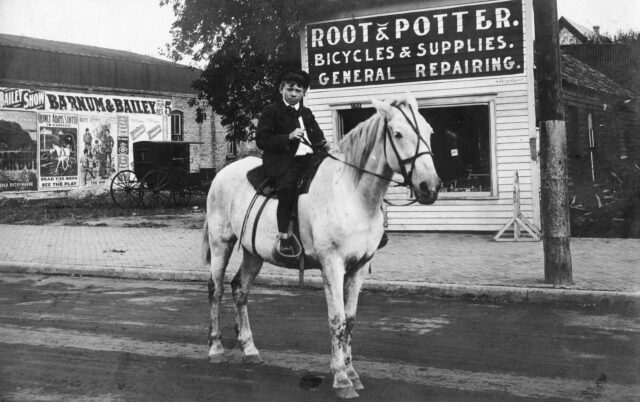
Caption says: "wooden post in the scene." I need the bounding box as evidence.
[533,0,572,285]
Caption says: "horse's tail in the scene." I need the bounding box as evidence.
[202,217,211,267]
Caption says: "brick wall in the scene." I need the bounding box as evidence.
[170,95,228,173]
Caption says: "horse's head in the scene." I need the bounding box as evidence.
[372,93,441,205]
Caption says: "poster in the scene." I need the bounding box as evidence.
[77,115,117,187]
[116,116,130,172]
[128,115,164,142]
[0,111,38,191]
[37,113,79,188]
[1,86,171,192]
[1,88,46,110]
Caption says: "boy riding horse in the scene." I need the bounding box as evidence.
[256,71,330,257]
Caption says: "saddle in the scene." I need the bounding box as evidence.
[246,152,327,197]
[240,153,328,266]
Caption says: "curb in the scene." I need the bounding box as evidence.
[1,262,638,312]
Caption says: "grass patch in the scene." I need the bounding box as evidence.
[0,192,206,225]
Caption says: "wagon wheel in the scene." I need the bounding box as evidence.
[140,169,172,209]
[110,170,140,208]
[172,176,192,207]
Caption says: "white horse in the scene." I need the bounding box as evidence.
[50,144,70,173]
[202,93,441,399]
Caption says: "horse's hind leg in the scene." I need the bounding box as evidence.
[231,248,264,364]
[343,264,368,391]
[206,232,236,364]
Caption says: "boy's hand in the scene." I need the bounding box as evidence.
[289,128,305,140]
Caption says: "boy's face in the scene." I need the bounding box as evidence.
[280,81,305,106]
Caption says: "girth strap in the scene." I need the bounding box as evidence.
[251,196,271,256]
[239,178,270,251]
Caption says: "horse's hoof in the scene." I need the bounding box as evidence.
[243,354,263,364]
[335,386,359,399]
[208,354,227,364]
[351,378,364,391]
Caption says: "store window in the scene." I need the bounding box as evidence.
[171,111,184,141]
[337,100,494,196]
[421,105,492,194]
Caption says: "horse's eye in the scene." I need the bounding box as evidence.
[394,132,403,139]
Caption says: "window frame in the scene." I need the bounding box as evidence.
[170,110,184,142]
[331,93,498,199]
[417,94,498,199]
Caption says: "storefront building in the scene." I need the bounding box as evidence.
[0,34,227,194]
[303,0,538,231]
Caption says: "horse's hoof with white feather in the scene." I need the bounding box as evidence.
[335,386,359,399]
[208,354,227,364]
[243,354,263,364]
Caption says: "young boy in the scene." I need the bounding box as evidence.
[255,71,329,256]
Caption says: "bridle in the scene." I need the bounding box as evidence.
[383,103,434,188]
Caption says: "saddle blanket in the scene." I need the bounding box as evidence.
[246,153,328,198]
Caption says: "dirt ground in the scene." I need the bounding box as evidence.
[54,211,207,230]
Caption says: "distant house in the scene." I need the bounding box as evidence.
[558,51,638,184]
[558,16,610,45]
[562,43,640,98]
[0,33,230,192]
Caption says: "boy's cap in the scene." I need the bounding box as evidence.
[280,70,310,89]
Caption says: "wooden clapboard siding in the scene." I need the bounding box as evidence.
[302,0,537,232]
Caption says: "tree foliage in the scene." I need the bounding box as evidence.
[585,29,640,44]
[161,0,383,142]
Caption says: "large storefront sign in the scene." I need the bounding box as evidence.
[0,86,171,191]
[307,0,524,88]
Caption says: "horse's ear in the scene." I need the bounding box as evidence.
[371,98,394,120]
[405,91,418,110]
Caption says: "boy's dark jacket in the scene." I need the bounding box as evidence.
[256,98,326,177]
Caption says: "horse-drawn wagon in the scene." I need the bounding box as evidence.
[109,141,215,208]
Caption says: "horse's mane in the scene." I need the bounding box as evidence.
[338,95,412,182]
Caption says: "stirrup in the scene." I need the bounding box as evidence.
[276,235,302,259]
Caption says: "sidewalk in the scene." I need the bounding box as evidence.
[0,223,638,310]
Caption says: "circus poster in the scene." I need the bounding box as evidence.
[77,115,117,187]
[128,114,165,143]
[37,113,79,189]
[0,110,38,192]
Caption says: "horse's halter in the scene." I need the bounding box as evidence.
[383,103,434,188]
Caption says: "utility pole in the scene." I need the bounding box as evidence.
[533,0,572,285]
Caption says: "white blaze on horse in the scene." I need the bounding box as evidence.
[202,92,441,399]
[50,144,70,173]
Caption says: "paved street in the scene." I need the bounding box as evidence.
[1,273,639,401]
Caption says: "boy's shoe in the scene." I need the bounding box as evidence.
[278,236,296,257]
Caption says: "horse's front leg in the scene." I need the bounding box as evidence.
[343,264,368,391]
[207,236,235,363]
[322,257,359,399]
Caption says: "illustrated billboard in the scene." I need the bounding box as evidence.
[0,111,38,191]
[37,113,79,188]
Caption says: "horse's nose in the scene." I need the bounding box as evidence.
[420,179,441,194]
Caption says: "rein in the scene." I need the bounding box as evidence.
[303,103,433,206]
